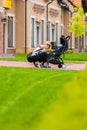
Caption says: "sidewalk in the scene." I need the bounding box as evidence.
[0,60,86,70]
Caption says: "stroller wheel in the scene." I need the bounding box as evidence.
[58,63,62,68]
[62,64,66,69]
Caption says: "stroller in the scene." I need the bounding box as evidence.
[27,35,70,68]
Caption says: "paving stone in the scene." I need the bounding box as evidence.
[0,60,86,70]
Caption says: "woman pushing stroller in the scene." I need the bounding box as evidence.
[27,41,52,67]
[37,41,52,67]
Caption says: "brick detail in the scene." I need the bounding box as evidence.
[7,48,15,54]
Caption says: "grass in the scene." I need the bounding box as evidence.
[35,67,87,130]
[0,52,87,62]
[0,67,78,130]
[65,60,85,64]
[64,52,87,61]
[0,53,27,62]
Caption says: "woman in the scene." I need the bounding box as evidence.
[37,41,51,51]
[33,41,51,67]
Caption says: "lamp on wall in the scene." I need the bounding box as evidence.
[1,17,7,23]
[0,7,7,23]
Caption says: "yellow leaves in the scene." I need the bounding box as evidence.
[78,8,84,17]
[69,6,85,37]
[73,1,80,8]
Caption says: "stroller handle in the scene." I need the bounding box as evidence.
[66,35,70,41]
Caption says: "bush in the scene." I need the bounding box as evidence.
[66,49,73,54]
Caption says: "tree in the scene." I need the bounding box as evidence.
[69,2,87,52]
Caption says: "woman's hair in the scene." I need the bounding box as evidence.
[45,41,51,49]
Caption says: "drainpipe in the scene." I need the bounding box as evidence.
[46,0,55,41]
[25,0,27,53]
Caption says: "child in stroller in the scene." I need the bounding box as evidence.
[27,35,70,68]
[46,35,70,68]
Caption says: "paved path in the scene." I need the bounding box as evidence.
[0,60,87,70]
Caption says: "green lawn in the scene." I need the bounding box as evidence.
[0,53,27,61]
[0,52,87,62]
[64,52,87,61]
[0,67,78,130]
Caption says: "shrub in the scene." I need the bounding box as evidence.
[66,49,73,54]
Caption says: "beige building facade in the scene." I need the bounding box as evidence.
[0,0,85,54]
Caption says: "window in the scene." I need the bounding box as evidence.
[52,28,55,42]
[31,18,35,48]
[61,25,64,35]
[47,21,50,41]
[36,26,40,44]
[81,36,84,49]
[85,28,87,47]
[74,37,78,49]
[8,16,14,48]
[56,23,58,44]
[41,20,44,44]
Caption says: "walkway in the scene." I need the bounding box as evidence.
[0,60,87,70]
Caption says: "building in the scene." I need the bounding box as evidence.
[82,0,87,50]
[0,0,25,54]
[0,0,85,54]
[67,0,87,52]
